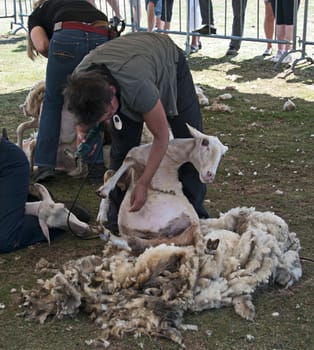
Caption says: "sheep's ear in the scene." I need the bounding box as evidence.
[33,183,53,202]
[38,219,51,245]
[186,123,205,139]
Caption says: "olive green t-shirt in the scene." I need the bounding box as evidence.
[75,32,179,122]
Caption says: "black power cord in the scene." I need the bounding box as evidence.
[66,131,105,240]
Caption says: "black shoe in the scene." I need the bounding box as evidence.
[33,166,55,183]
[198,41,202,50]
[193,24,216,35]
[226,46,238,56]
[63,201,91,223]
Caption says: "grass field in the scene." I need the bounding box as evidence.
[0,2,314,349]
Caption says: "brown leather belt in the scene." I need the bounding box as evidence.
[54,21,112,36]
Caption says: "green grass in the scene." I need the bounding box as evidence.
[0,13,314,350]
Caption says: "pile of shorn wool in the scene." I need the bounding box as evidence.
[19,207,302,347]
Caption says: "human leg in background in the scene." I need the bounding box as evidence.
[193,0,216,35]
[154,0,163,29]
[270,0,299,63]
[146,0,163,31]
[161,0,174,30]
[189,0,202,53]
[263,0,275,56]
[33,30,110,182]
[226,0,248,55]
[130,0,141,31]
[146,0,157,31]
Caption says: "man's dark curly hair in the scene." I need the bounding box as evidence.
[63,70,113,127]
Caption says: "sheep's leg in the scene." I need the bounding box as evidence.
[96,158,134,198]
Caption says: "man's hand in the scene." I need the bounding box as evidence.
[129,183,148,212]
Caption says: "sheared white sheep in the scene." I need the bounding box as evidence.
[96,124,228,253]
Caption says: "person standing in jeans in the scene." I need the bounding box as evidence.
[28,0,114,183]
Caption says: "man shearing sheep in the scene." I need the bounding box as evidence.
[63,32,210,234]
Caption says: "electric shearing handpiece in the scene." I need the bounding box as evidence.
[75,123,104,159]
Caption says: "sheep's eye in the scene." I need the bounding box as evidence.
[201,139,209,147]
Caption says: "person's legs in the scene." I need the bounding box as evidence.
[161,0,174,30]
[197,0,213,25]
[263,0,275,55]
[168,49,209,219]
[270,0,286,60]
[227,0,247,53]
[0,137,29,252]
[146,0,156,31]
[284,25,294,51]
[154,0,163,29]
[130,0,141,31]
[34,30,110,181]
[276,24,286,51]
[193,0,216,34]
[282,0,299,51]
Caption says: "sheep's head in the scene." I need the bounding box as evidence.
[187,124,228,184]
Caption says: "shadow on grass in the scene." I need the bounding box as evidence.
[189,54,314,85]
[0,34,26,45]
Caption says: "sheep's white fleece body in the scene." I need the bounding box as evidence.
[20,207,302,346]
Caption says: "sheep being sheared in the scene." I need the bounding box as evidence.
[96,124,228,254]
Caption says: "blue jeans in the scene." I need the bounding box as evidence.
[0,138,62,253]
[35,29,110,168]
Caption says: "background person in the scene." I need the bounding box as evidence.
[226,0,248,56]
[64,32,210,234]
[193,0,216,35]
[263,0,275,56]
[146,0,163,32]
[28,0,113,183]
[270,0,300,63]
[189,0,202,53]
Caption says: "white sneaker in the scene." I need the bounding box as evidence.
[282,53,293,64]
[263,47,273,56]
[270,51,284,62]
